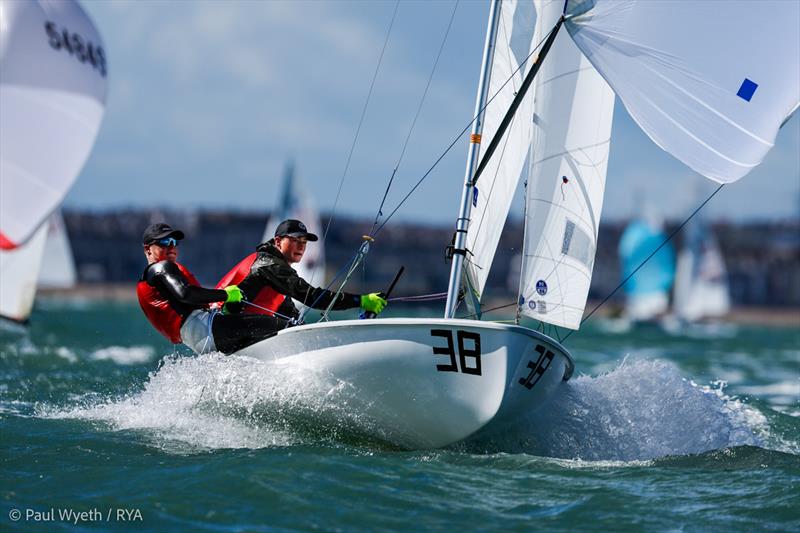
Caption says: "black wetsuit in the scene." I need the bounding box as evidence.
[233,242,361,319]
[141,261,288,354]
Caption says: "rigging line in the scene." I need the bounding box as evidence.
[320,0,400,247]
[370,0,460,236]
[460,300,516,319]
[372,20,563,237]
[561,183,726,343]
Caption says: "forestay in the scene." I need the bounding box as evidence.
[0,0,108,249]
[463,0,540,304]
[517,0,614,329]
[564,0,800,183]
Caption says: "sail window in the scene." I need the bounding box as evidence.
[561,219,594,269]
[737,78,758,102]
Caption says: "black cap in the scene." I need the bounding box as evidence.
[142,222,185,245]
[274,219,318,241]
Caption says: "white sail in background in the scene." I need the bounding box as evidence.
[37,211,78,289]
[463,0,540,304]
[673,218,730,322]
[264,161,326,286]
[518,0,614,330]
[0,222,48,323]
[564,0,800,183]
[0,0,108,249]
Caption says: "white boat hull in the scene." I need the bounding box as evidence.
[235,318,574,449]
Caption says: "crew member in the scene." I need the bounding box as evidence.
[218,219,386,320]
[137,222,288,354]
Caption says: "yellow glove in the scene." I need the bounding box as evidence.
[360,292,387,314]
[224,285,243,303]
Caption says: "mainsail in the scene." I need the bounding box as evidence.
[0,0,108,249]
[264,161,326,286]
[672,217,730,322]
[0,222,48,323]
[564,0,800,183]
[463,0,540,305]
[37,211,78,289]
[517,0,615,329]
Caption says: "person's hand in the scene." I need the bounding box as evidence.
[224,285,243,304]
[222,285,243,314]
[360,292,387,314]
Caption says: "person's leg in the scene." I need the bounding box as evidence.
[211,313,289,354]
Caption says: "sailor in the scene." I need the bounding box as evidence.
[218,219,387,320]
[137,222,288,354]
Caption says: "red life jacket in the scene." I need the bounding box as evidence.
[216,253,286,316]
[137,262,202,343]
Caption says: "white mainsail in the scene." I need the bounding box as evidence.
[264,161,326,286]
[0,222,48,323]
[517,0,615,329]
[37,211,78,289]
[0,0,108,249]
[463,0,540,304]
[672,217,730,322]
[564,0,800,183]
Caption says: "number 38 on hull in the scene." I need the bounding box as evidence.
[235,318,575,449]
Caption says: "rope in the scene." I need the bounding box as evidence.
[370,0,460,236]
[372,21,561,237]
[389,292,448,302]
[319,0,400,248]
[241,300,296,323]
[560,183,726,343]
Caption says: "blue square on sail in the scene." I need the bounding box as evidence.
[472,187,479,207]
[737,78,757,102]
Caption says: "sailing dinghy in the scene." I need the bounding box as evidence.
[0,0,107,324]
[235,0,798,449]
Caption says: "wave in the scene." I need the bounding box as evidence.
[46,353,794,459]
[463,358,774,461]
[48,352,394,452]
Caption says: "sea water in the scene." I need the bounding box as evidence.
[1,301,798,531]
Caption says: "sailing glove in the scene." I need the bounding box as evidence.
[360,292,387,314]
[224,285,243,304]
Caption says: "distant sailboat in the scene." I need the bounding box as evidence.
[672,217,730,322]
[37,211,78,290]
[0,0,108,324]
[263,161,326,287]
[0,223,48,325]
[618,217,676,322]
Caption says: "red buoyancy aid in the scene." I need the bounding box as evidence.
[216,253,286,316]
[137,262,202,343]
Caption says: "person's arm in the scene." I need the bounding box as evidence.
[256,262,360,311]
[147,261,228,305]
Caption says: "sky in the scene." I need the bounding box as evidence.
[67,0,800,224]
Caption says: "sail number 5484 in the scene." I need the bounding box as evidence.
[430,329,481,376]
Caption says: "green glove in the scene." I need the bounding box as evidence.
[224,285,243,304]
[360,292,387,314]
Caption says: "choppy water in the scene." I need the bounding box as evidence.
[2,301,798,531]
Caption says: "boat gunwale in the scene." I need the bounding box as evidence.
[270,317,575,381]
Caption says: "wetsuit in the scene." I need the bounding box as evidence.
[224,242,360,319]
[137,260,287,354]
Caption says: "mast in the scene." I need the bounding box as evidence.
[444,9,565,318]
[443,0,502,318]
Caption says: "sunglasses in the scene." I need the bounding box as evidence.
[153,237,179,247]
